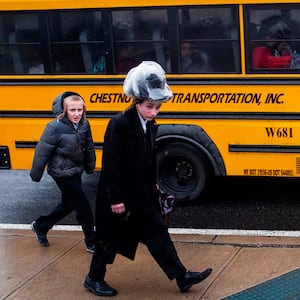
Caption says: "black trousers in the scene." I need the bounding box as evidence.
[88,209,186,281]
[35,174,95,247]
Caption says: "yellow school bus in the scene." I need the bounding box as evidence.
[1,0,300,201]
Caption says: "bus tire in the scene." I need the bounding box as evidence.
[156,141,212,202]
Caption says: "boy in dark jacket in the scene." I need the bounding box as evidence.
[84,61,212,296]
[30,91,96,253]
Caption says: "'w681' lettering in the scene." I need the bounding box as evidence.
[265,127,293,138]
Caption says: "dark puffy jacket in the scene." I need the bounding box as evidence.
[30,92,96,182]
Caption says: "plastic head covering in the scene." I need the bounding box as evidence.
[123,61,173,102]
[267,21,291,39]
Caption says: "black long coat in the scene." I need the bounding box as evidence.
[95,106,163,260]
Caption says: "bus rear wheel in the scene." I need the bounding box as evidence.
[156,141,211,202]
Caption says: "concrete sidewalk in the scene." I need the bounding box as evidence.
[1,228,300,300]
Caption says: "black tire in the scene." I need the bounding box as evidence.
[156,141,212,202]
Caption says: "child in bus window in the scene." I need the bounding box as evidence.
[252,21,292,69]
[167,41,212,73]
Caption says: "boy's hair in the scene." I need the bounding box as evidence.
[123,98,144,114]
[57,95,86,121]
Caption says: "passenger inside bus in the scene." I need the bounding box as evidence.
[114,23,159,73]
[166,41,212,73]
[252,21,292,69]
[115,43,136,73]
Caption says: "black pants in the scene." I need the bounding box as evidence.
[35,174,95,247]
[88,209,186,281]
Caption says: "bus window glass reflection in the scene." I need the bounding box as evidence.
[50,11,86,73]
[7,13,43,74]
[78,11,106,73]
[248,6,300,72]
[178,7,239,73]
[112,9,168,73]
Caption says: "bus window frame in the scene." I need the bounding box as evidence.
[245,3,300,74]
[167,5,240,74]
[1,4,241,76]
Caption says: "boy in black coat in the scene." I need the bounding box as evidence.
[84,61,212,296]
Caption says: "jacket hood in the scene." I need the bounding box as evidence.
[52,91,81,117]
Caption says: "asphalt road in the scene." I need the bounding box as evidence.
[1,170,299,230]
[170,176,300,230]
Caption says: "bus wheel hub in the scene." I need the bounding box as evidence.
[175,161,193,181]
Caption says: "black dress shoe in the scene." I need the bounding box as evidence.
[177,268,212,293]
[84,275,117,297]
[31,221,49,247]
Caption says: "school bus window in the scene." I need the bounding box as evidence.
[112,9,168,74]
[0,14,14,73]
[247,5,300,72]
[167,6,240,74]
[77,11,105,73]
[49,11,87,74]
[3,13,43,74]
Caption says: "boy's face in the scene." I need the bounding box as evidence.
[136,99,163,121]
[65,98,84,124]
[181,42,193,58]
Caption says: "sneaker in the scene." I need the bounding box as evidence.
[86,245,95,254]
[31,221,49,247]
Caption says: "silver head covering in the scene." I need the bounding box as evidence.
[123,61,173,102]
